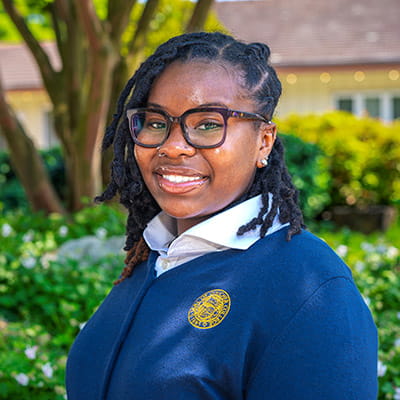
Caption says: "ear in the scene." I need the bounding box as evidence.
[256,121,277,169]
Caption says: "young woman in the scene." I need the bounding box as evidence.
[66,32,378,399]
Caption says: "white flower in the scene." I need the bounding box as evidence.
[22,231,34,242]
[354,261,365,272]
[368,253,381,265]
[387,246,399,259]
[361,242,374,252]
[24,345,38,360]
[336,245,348,257]
[21,257,36,269]
[15,373,29,386]
[41,362,53,378]
[376,244,387,254]
[377,360,387,377]
[394,387,400,400]
[95,227,107,240]
[1,223,13,237]
[395,338,400,348]
[58,226,69,237]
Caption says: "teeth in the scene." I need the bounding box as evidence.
[162,174,202,183]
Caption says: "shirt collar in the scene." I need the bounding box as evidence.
[143,194,285,252]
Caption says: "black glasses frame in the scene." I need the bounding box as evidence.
[126,106,270,149]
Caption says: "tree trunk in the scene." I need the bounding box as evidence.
[0,82,65,214]
[186,0,214,32]
[0,0,216,213]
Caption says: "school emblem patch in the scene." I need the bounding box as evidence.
[188,289,231,329]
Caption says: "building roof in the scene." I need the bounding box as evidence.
[215,0,400,67]
[1,0,399,91]
[0,42,60,91]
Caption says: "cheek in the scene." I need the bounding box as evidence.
[208,139,259,188]
[133,147,154,180]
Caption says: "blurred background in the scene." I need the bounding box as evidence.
[0,0,399,398]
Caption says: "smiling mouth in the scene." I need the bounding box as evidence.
[156,173,208,194]
[162,174,203,183]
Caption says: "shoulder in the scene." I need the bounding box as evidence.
[232,227,358,320]
[247,227,353,282]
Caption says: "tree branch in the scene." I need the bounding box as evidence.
[0,77,65,214]
[1,0,56,87]
[185,0,214,33]
[127,0,160,57]
[74,0,105,51]
[49,2,66,69]
[107,0,138,45]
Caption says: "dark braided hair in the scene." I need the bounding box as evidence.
[96,32,305,283]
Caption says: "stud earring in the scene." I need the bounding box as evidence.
[260,157,268,167]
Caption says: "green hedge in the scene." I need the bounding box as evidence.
[0,148,65,211]
[277,111,400,208]
[321,225,400,398]
[0,206,127,399]
[280,133,331,222]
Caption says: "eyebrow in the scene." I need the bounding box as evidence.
[147,102,229,110]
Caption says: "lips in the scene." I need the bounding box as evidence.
[154,167,208,194]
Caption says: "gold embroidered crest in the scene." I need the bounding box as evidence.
[188,289,231,329]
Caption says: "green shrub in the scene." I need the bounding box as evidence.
[280,133,331,222]
[0,152,26,210]
[277,112,400,208]
[0,322,67,400]
[0,205,126,399]
[318,221,400,398]
[0,147,65,211]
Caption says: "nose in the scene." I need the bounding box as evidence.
[157,122,196,158]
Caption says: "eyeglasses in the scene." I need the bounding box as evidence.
[126,106,270,149]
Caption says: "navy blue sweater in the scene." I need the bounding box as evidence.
[66,228,378,399]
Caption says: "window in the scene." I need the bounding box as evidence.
[43,110,59,148]
[337,98,353,113]
[335,92,400,122]
[393,97,400,120]
[365,97,381,118]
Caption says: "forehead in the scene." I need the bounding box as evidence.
[147,61,251,110]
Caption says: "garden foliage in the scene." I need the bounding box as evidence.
[278,111,400,208]
[0,148,65,211]
[0,205,126,399]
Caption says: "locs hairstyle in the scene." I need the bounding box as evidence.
[96,32,305,283]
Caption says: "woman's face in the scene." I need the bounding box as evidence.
[134,61,276,233]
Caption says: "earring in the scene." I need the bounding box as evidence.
[260,157,268,167]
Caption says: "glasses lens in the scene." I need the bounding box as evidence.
[129,110,168,146]
[185,111,225,147]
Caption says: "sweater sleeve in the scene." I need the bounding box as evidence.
[245,277,378,400]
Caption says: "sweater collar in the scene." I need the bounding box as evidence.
[143,194,286,252]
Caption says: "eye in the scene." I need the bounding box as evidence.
[144,119,167,131]
[195,120,223,132]
[143,114,167,132]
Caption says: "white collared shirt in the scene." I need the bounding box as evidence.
[143,194,288,277]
